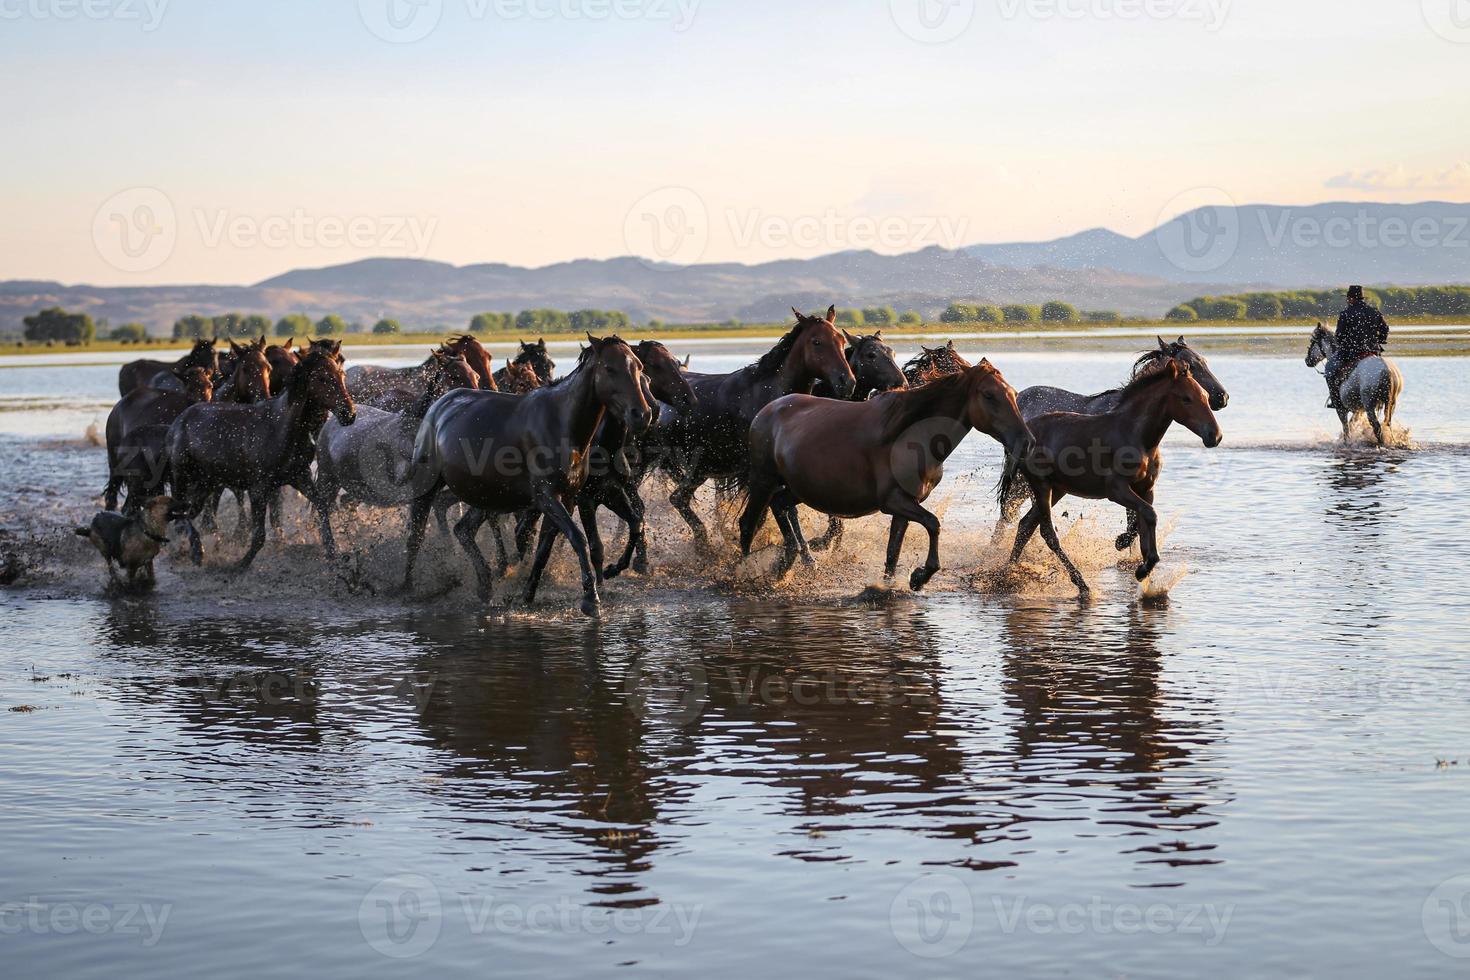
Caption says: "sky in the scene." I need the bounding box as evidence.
[2,0,1467,285]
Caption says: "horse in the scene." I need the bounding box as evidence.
[214,337,272,404]
[167,340,356,569]
[494,339,556,388]
[903,341,971,387]
[264,339,300,395]
[403,334,652,616]
[119,338,218,396]
[348,336,498,404]
[104,366,214,510]
[998,358,1223,598]
[999,336,1232,549]
[652,306,855,550]
[497,358,544,394]
[806,329,907,552]
[314,348,480,556]
[1306,323,1404,446]
[738,360,1033,588]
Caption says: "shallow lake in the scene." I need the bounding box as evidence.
[2,341,1469,977]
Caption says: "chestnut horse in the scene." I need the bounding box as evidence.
[999,358,1223,597]
[739,360,1033,588]
[902,341,971,387]
[653,307,855,549]
[168,340,356,569]
[494,339,556,388]
[403,334,652,616]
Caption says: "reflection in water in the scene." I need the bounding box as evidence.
[1322,449,1410,534]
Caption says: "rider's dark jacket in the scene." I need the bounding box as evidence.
[1335,302,1389,361]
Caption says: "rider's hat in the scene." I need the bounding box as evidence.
[1347,284,1364,301]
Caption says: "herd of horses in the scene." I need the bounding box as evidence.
[109,305,1413,616]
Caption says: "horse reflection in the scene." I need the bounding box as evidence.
[1322,449,1407,535]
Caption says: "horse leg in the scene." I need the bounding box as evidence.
[514,509,541,561]
[990,477,1028,545]
[669,476,711,549]
[104,471,122,512]
[1115,510,1140,552]
[402,484,440,591]
[453,508,494,602]
[313,476,339,560]
[527,486,601,616]
[880,492,942,591]
[809,516,844,553]
[600,486,643,580]
[883,517,910,581]
[772,490,814,567]
[1033,496,1090,597]
[433,492,454,537]
[1366,397,1386,446]
[233,487,270,571]
[578,499,606,586]
[737,470,780,558]
[488,515,512,577]
[1106,482,1160,581]
[768,501,803,578]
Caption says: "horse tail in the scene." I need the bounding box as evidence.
[996,449,1024,509]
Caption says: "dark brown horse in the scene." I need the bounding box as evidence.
[118,338,219,396]
[104,366,214,510]
[348,335,498,404]
[739,360,1033,588]
[497,358,543,394]
[902,340,971,387]
[652,307,855,549]
[494,339,556,388]
[214,337,272,404]
[403,335,651,616]
[264,339,300,395]
[168,340,356,569]
[315,348,480,555]
[999,358,1223,597]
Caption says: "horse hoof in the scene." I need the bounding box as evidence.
[1114,534,1133,552]
[909,568,933,592]
[799,553,817,568]
[603,564,622,581]
[632,559,649,576]
[580,597,600,618]
[809,538,831,553]
[1135,562,1157,582]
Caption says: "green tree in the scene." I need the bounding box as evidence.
[515,309,571,333]
[241,314,273,339]
[315,314,347,336]
[469,312,513,334]
[1242,293,1283,320]
[372,319,402,335]
[834,308,865,327]
[1165,305,1200,322]
[24,307,95,345]
[173,314,214,340]
[1002,304,1041,324]
[1041,301,1080,323]
[939,304,977,324]
[861,306,896,326]
[275,313,312,338]
[110,322,149,343]
[897,311,923,325]
[1082,310,1121,323]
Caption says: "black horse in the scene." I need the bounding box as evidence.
[493,339,556,388]
[650,307,855,550]
[403,334,651,616]
[118,338,219,397]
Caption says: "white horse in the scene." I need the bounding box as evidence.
[1305,322,1404,446]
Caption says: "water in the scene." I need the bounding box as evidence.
[3,343,1469,977]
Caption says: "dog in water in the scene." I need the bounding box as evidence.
[75,496,179,589]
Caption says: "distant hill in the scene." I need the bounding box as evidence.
[4,201,1465,334]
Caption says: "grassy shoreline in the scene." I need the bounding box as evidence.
[4,315,1469,359]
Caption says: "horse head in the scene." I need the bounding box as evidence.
[442,335,497,391]
[295,340,356,426]
[428,348,481,398]
[634,340,696,410]
[585,334,652,434]
[227,336,273,402]
[499,358,542,395]
[1305,323,1334,368]
[842,329,906,396]
[787,306,854,399]
[186,338,220,377]
[174,366,214,404]
[1162,359,1223,448]
[515,338,557,385]
[1140,336,1229,410]
[964,359,1033,460]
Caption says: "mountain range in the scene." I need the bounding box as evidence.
[4,201,1465,334]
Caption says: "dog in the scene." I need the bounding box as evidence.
[75,496,179,589]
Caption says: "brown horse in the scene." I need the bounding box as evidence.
[264,339,300,395]
[168,340,356,569]
[215,337,272,404]
[104,366,214,510]
[739,360,1033,588]
[348,335,499,404]
[494,339,556,388]
[652,307,855,549]
[119,338,220,396]
[999,358,1223,597]
[404,335,651,616]
[902,340,971,387]
[497,358,543,394]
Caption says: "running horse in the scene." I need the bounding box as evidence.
[998,358,1223,598]
[347,335,498,404]
[653,307,855,550]
[739,360,1033,588]
[167,340,356,569]
[493,339,557,388]
[403,334,652,616]
[117,338,219,396]
[1306,323,1404,446]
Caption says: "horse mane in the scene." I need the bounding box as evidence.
[876,364,994,442]
[545,337,622,389]
[1116,359,1185,400]
[1130,343,1186,380]
[751,321,810,379]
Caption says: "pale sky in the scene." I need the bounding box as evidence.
[2,0,1467,285]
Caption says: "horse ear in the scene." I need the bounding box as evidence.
[1176,335,1185,345]
[1157,336,1169,350]
[826,305,837,323]
[978,357,992,369]
[1168,358,1182,377]
[586,332,602,349]
[946,340,956,350]
[792,307,804,322]
[841,329,858,346]
[538,338,546,349]
[874,330,883,341]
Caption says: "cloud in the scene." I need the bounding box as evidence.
[1325,162,1470,192]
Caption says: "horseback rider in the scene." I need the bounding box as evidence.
[1325,285,1389,411]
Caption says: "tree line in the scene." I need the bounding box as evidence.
[939,302,1121,325]
[1166,286,1470,322]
